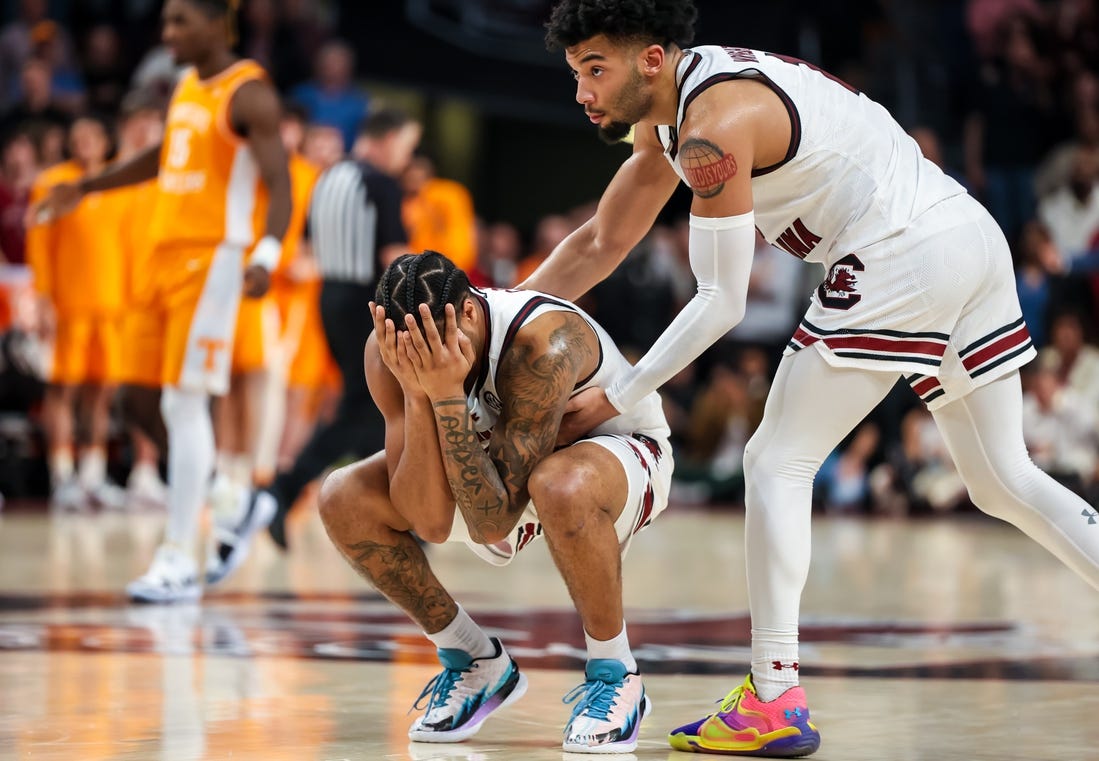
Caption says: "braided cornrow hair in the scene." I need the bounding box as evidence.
[375,251,472,334]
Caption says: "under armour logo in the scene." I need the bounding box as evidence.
[772,660,799,671]
[785,707,803,720]
[1084,509,1098,525]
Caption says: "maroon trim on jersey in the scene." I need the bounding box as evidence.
[789,320,949,367]
[624,437,657,535]
[960,319,1032,378]
[791,327,947,359]
[669,52,703,161]
[907,373,945,405]
[470,289,493,399]
[679,70,802,178]
[495,294,603,391]
[746,73,801,177]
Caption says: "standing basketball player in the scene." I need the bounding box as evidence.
[32,0,291,603]
[525,0,1099,756]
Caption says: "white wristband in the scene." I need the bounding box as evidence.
[249,235,281,271]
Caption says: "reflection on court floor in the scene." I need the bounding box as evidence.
[0,506,1096,760]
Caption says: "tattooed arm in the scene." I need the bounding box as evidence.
[364,333,457,542]
[430,311,598,544]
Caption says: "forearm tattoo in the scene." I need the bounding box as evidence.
[344,536,455,631]
[680,137,738,198]
[431,315,596,545]
[433,398,510,544]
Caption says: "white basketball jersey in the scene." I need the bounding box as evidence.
[466,288,670,440]
[657,45,966,266]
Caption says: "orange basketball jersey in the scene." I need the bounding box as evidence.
[27,161,126,316]
[148,60,269,251]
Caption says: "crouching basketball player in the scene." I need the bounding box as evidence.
[320,251,673,753]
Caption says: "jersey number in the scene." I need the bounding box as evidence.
[167,128,193,169]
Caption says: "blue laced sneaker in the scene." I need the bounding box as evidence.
[408,637,528,743]
[562,659,652,753]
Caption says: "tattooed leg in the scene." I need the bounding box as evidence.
[318,452,458,633]
[528,442,630,641]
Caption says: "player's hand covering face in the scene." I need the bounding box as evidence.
[400,303,476,401]
[371,300,426,395]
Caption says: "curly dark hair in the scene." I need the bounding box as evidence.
[375,251,472,334]
[545,0,697,51]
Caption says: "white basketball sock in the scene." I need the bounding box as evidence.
[585,622,637,673]
[426,605,495,659]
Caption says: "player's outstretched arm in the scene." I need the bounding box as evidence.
[519,127,680,300]
[233,78,292,297]
[602,84,759,413]
[26,144,161,226]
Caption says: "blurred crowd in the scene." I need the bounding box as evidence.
[0,0,1098,516]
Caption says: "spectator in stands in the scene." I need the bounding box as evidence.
[1038,309,1099,411]
[0,129,38,265]
[515,213,573,284]
[477,220,522,288]
[80,24,128,115]
[1022,363,1099,503]
[0,58,70,146]
[1038,145,1099,265]
[965,12,1058,244]
[301,122,344,171]
[290,41,369,152]
[238,0,312,91]
[816,422,881,514]
[870,407,968,515]
[1015,219,1062,348]
[0,0,76,111]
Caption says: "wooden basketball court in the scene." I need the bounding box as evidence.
[0,503,1096,759]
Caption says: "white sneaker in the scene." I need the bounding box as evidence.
[88,481,128,510]
[408,638,528,743]
[50,477,88,512]
[204,489,277,585]
[126,544,202,603]
[127,463,167,508]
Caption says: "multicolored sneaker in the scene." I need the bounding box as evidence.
[667,674,820,757]
[562,659,651,753]
[408,637,527,743]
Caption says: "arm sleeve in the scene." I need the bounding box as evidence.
[364,170,408,249]
[605,211,757,412]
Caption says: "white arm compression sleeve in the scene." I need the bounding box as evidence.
[605,211,756,412]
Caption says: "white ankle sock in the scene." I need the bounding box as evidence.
[585,622,637,673]
[49,448,74,488]
[78,447,107,489]
[426,605,495,658]
[751,627,800,701]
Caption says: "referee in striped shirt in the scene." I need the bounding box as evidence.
[264,109,422,548]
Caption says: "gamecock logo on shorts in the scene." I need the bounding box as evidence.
[817,254,864,310]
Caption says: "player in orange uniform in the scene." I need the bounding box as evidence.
[27,115,126,511]
[32,0,291,603]
[209,104,320,522]
[401,153,478,273]
[109,92,169,508]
